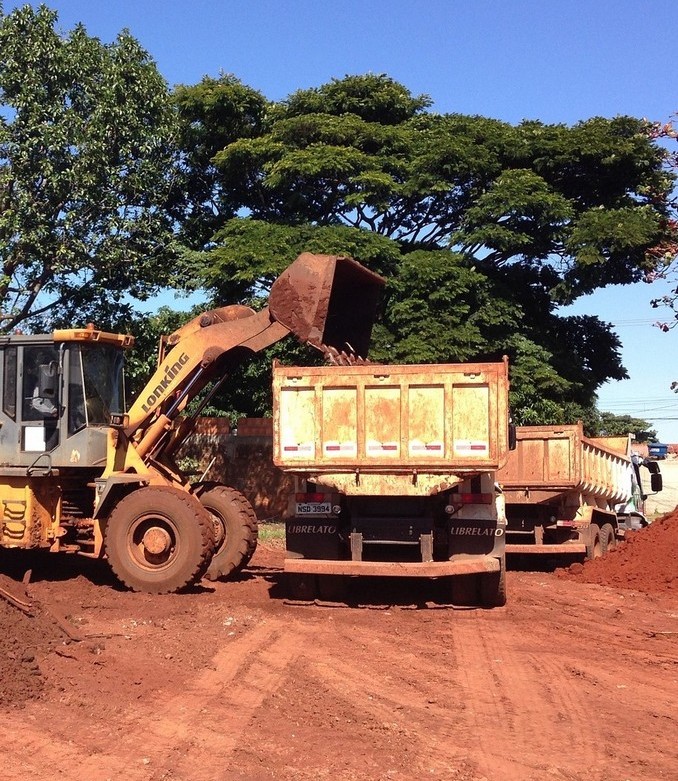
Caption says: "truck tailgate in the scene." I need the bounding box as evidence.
[273,359,510,476]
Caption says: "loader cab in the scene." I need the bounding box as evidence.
[0,330,130,470]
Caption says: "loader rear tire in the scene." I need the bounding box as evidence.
[104,486,215,594]
[599,522,617,555]
[586,523,602,560]
[195,484,258,582]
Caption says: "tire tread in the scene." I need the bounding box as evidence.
[195,483,258,581]
[104,486,214,594]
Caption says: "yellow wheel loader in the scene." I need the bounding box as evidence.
[0,253,383,593]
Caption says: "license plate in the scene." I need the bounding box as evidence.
[295,501,332,516]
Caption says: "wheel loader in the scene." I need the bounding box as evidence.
[0,253,384,593]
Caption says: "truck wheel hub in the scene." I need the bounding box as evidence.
[142,527,172,555]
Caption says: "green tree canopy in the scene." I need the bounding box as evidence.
[172,73,675,419]
[597,412,656,442]
[208,78,671,298]
[4,25,671,428]
[170,74,268,250]
[0,4,180,331]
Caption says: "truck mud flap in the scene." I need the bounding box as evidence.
[285,519,342,560]
[449,518,505,559]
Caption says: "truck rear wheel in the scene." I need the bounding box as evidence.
[599,523,617,555]
[480,555,507,607]
[451,574,479,606]
[586,523,602,560]
[287,573,318,600]
[195,484,258,582]
[317,575,348,602]
[104,486,215,594]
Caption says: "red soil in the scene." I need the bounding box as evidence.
[558,510,678,594]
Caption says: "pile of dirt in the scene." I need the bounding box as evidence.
[0,574,66,708]
[558,510,678,594]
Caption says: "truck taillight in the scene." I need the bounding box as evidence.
[295,492,328,503]
[445,493,494,513]
[451,493,494,504]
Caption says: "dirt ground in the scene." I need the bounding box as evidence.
[0,514,676,781]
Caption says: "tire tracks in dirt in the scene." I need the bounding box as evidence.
[1,561,675,781]
[300,607,611,781]
[0,616,310,781]
[451,611,606,781]
[136,618,306,781]
[143,616,309,781]
[279,608,496,778]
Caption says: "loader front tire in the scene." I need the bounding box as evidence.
[104,486,215,594]
[195,484,258,581]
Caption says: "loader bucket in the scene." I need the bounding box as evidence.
[269,253,385,358]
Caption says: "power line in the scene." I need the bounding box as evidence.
[597,396,678,404]
[601,404,678,413]
[607,319,667,326]
[599,399,678,406]
[600,399,678,406]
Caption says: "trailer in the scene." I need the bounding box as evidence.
[497,424,662,559]
[272,358,512,606]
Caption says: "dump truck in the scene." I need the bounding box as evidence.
[0,253,383,593]
[648,442,669,460]
[497,424,662,559]
[273,358,512,606]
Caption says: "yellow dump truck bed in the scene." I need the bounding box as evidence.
[272,359,510,495]
[497,423,633,505]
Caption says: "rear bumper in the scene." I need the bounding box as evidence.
[506,543,586,555]
[284,555,500,577]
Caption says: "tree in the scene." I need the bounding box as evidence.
[210,80,671,299]
[174,74,674,420]
[597,412,656,442]
[0,5,180,332]
[170,74,268,250]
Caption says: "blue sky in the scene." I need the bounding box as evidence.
[4,0,678,438]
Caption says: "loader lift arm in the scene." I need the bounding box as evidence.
[113,253,384,471]
[0,253,382,595]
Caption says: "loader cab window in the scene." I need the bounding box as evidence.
[68,349,87,434]
[3,347,17,420]
[70,344,125,431]
[20,344,60,452]
[22,346,59,422]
